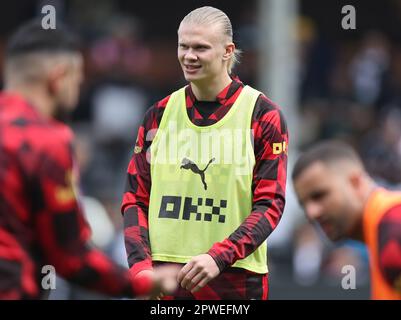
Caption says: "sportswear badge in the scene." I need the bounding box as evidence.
[180,157,215,190]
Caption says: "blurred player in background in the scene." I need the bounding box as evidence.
[122,6,288,299]
[292,140,401,299]
[0,20,177,300]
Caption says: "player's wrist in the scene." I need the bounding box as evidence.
[207,251,228,272]
[132,270,155,297]
[128,260,153,278]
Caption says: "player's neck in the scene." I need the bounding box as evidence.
[5,83,56,120]
[350,177,377,241]
[190,72,232,102]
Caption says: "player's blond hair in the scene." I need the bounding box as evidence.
[180,6,241,74]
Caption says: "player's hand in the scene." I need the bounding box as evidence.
[149,264,181,299]
[133,270,157,299]
[177,254,220,293]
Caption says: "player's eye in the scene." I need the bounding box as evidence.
[310,190,327,202]
[195,45,208,50]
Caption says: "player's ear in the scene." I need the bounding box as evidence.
[349,170,363,190]
[223,42,235,61]
[47,62,68,97]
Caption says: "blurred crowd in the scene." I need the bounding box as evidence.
[1,0,401,299]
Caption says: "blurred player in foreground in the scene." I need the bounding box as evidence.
[292,140,401,299]
[0,20,177,299]
[122,6,288,299]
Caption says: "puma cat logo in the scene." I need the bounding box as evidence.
[180,157,215,190]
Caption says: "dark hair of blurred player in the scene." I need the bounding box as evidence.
[4,20,83,119]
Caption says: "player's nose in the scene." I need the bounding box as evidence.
[184,49,198,61]
[305,201,323,221]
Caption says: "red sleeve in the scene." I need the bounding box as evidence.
[378,204,401,293]
[208,95,288,271]
[33,127,149,297]
[121,97,169,277]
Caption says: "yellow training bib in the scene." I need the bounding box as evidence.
[148,85,268,274]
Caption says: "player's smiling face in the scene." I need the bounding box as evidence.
[177,22,229,83]
[294,161,358,241]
